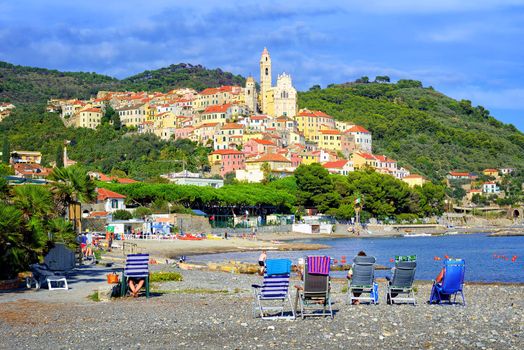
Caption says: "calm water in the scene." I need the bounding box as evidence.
[193,233,524,283]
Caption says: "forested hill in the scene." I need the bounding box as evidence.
[0,61,245,104]
[120,63,246,92]
[299,81,524,180]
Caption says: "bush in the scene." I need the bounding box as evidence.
[133,206,152,219]
[150,271,183,282]
[112,209,133,220]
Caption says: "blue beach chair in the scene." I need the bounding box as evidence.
[347,255,378,305]
[121,253,150,298]
[252,259,295,320]
[429,259,465,306]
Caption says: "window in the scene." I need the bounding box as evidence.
[111,200,119,209]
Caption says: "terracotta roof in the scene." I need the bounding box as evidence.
[355,152,376,160]
[97,188,126,201]
[13,163,51,176]
[347,125,370,133]
[199,123,219,128]
[210,149,244,156]
[251,139,276,146]
[81,108,102,113]
[203,104,230,114]
[323,160,348,169]
[449,171,470,177]
[469,189,482,193]
[221,123,244,130]
[199,87,219,95]
[483,182,496,185]
[250,115,268,120]
[320,129,341,135]
[298,110,332,118]
[250,153,291,163]
[374,155,396,163]
[88,211,109,218]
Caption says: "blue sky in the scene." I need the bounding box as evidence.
[1,0,524,128]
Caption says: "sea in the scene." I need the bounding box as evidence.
[193,233,524,283]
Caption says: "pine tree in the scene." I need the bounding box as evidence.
[2,137,9,163]
[55,144,64,168]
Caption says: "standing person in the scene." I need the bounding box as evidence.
[80,233,88,258]
[85,230,93,260]
[224,231,228,240]
[258,250,267,275]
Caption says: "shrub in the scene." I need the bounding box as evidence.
[150,271,183,282]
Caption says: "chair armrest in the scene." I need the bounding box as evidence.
[251,284,261,288]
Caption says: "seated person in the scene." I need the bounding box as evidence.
[347,250,367,304]
[128,277,145,297]
[434,267,445,284]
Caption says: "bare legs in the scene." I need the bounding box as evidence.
[128,279,145,297]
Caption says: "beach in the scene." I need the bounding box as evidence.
[0,268,522,349]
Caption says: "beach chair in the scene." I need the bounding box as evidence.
[252,259,295,320]
[429,259,465,306]
[121,253,150,298]
[295,256,333,319]
[386,256,417,305]
[26,263,68,290]
[347,255,378,305]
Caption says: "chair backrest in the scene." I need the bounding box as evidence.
[303,256,330,297]
[265,259,292,275]
[351,255,376,286]
[124,253,150,278]
[260,273,291,298]
[441,259,465,293]
[390,261,416,289]
[44,243,76,271]
[395,255,416,262]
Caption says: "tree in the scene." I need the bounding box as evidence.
[294,163,338,210]
[112,209,133,220]
[355,76,370,84]
[309,84,321,91]
[55,144,64,168]
[374,76,390,83]
[112,112,121,130]
[223,171,237,185]
[260,162,272,184]
[2,137,9,163]
[133,206,153,219]
[102,105,116,125]
[48,167,96,231]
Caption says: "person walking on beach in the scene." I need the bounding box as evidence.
[258,250,267,275]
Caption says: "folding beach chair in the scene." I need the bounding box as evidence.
[347,255,378,305]
[429,259,465,306]
[295,256,333,319]
[386,255,417,305]
[121,253,150,298]
[252,259,295,320]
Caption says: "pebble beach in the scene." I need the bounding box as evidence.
[1,268,523,350]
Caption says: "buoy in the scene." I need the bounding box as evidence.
[434,256,441,261]
[444,255,449,260]
[333,259,338,264]
[389,258,394,263]
[511,256,517,262]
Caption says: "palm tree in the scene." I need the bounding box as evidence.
[48,167,96,232]
[11,185,53,220]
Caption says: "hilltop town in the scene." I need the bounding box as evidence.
[44,48,415,185]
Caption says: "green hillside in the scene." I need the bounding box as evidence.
[299,80,524,180]
[0,61,118,103]
[120,63,246,92]
[0,61,245,104]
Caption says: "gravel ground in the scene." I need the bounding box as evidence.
[0,269,523,350]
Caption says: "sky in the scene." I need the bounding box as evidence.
[1,0,524,128]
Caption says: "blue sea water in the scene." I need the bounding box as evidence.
[193,233,524,283]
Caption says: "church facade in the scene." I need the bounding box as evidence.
[251,47,297,117]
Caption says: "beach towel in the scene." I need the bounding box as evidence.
[265,259,292,275]
[307,256,330,275]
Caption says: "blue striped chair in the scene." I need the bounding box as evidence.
[252,259,294,320]
[121,253,150,298]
